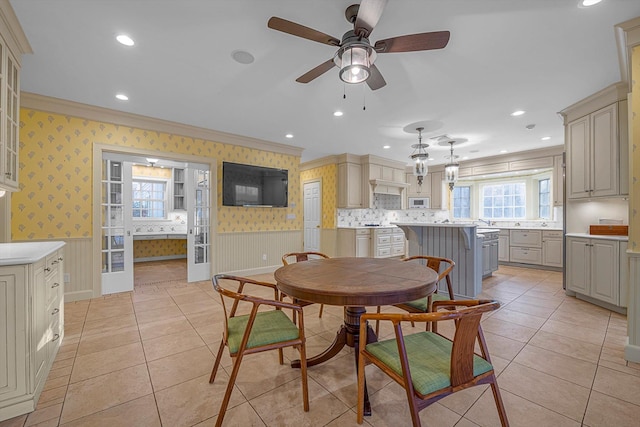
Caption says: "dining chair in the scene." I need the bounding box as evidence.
[375,255,455,335]
[209,274,309,427]
[281,251,329,322]
[358,299,509,427]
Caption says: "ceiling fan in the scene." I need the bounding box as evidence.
[267,0,450,90]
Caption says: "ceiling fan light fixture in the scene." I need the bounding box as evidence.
[335,42,375,84]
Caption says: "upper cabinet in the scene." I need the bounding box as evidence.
[337,155,363,208]
[0,3,32,193]
[405,171,444,209]
[562,83,628,200]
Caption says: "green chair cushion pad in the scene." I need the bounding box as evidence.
[365,331,493,395]
[402,292,450,312]
[227,310,299,354]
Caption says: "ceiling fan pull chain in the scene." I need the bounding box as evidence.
[362,83,366,111]
[343,83,347,99]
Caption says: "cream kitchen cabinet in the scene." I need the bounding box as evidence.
[566,101,627,199]
[509,229,542,265]
[371,227,406,258]
[542,230,563,268]
[406,171,443,209]
[337,160,363,208]
[337,228,370,257]
[566,236,623,306]
[498,230,510,262]
[0,242,65,421]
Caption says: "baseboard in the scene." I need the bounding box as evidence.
[498,261,562,272]
[64,290,94,302]
[574,292,627,315]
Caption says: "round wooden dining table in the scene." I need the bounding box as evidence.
[274,257,438,415]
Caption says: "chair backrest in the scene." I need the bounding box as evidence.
[212,274,279,340]
[445,300,499,386]
[403,255,454,282]
[282,251,330,265]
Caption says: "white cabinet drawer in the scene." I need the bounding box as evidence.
[391,245,405,256]
[392,234,405,244]
[376,228,392,235]
[376,235,391,245]
[510,247,542,264]
[376,246,392,257]
[356,229,371,236]
[510,230,542,247]
[543,230,563,239]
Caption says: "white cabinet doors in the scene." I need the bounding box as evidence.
[498,233,509,262]
[303,181,321,252]
[0,267,27,406]
[566,103,619,199]
[566,237,619,305]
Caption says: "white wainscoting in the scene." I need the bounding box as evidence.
[625,252,640,363]
[215,230,303,276]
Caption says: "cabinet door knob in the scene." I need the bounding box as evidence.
[44,267,51,272]
[51,308,59,315]
[52,334,60,342]
[51,282,60,288]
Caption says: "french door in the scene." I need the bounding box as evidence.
[100,159,133,294]
[187,167,211,282]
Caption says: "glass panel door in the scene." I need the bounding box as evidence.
[101,159,133,293]
[187,167,211,282]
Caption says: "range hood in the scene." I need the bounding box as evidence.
[369,179,409,195]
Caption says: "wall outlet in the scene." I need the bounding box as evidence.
[286,214,296,220]
[262,254,267,261]
[64,273,70,283]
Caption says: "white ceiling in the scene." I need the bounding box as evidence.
[10,0,640,166]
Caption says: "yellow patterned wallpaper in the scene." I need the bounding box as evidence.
[631,45,639,251]
[300,164,337,229]
[134,239,186,259]
[14,109,302,240]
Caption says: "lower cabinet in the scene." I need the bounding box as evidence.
[542,230,563,268]
[482,238,499,277]
[566,236,625,307]
[498,231,509,262]
[0,245,64,421]
[337,228,370,257]
[338,227,406,258]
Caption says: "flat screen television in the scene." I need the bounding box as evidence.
[222,162,289,207]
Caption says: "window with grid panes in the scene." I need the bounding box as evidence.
[452,186,471,219]
[132,180,167,218]
[481,182,526,219]
[538,178,551,219]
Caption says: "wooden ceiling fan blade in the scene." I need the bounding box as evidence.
[296,59,337,83]
[268,17,341,46]
[354,0,388,38]
[366,64,386,90]
[374,31,450,53]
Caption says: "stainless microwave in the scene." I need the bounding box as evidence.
[408,197,430,209]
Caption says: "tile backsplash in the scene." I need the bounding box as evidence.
[337,208,449,227]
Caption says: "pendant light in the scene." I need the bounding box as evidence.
[409,127,429,190]
[444,140,459,191]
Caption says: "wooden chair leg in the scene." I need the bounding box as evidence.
[299,342,309,411]
[209,339,226,384]
[490,377,510,427]
[375,306,382,336]
[215,351,245,427]
[318,303,324,318]
[278,348,284,365]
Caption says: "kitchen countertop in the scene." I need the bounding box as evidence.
[0,241,65,266]
[566,232,628,242]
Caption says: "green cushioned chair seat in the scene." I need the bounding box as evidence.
[227,310,299,354]
[365,331,493,396]
[402,292,450,312]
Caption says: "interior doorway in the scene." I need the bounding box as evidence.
[94,146,215,296]
[303,180,321,252]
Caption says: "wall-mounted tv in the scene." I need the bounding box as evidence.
[222,162,289,207]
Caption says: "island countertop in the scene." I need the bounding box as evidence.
[0,241,66,266]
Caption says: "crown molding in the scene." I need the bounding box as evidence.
[20,92,304,158]
[0,0,33,63]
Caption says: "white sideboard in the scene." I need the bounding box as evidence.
[0,242,65,421]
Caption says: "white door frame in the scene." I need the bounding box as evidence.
[303,179,322,252]
[92,143,217,298]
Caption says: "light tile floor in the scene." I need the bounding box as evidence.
[2,265,640,426]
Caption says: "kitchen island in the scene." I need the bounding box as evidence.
[393,223,493,298]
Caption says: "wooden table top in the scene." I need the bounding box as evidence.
[274,257,438,307]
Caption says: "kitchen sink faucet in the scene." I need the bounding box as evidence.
[478,219,492,226]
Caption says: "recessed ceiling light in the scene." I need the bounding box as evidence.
[541,136,551,141]
[383,145,390,149]
[116,34,134,46]
[462,156,469,160]
[231,50,254,65]
[115,93,129,101]
[333,111,343,117]
[285,134,293,139]
[510,110,525,117]
[500,150,508,153]
[580,0,602,7]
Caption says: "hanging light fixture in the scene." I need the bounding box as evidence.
[334,31,376,85]
[444,140,460,191]
[409,127,429,190]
